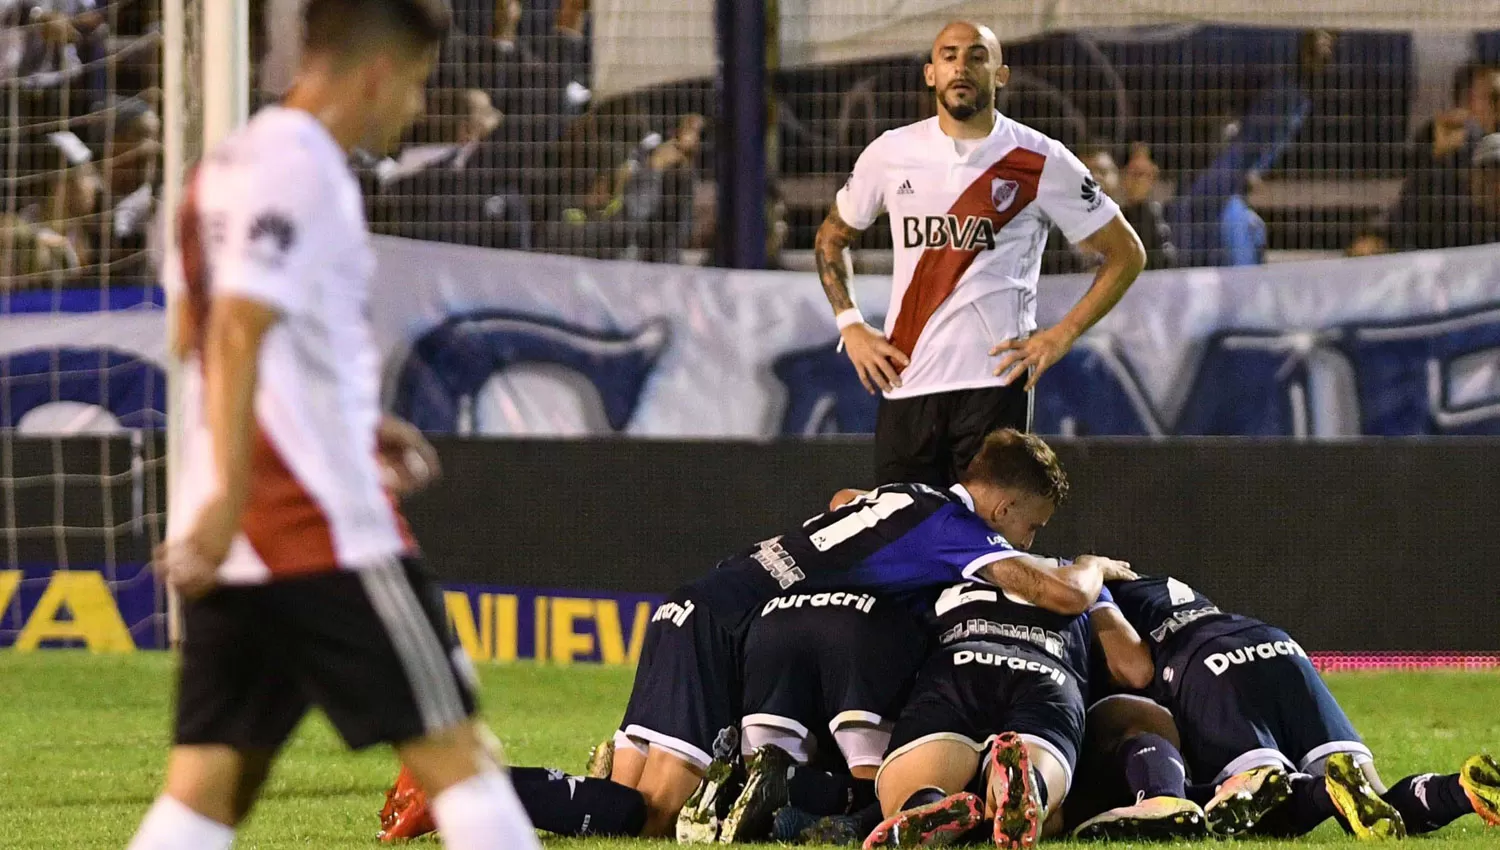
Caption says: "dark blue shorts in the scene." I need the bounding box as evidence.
[1169,623,1367,782]
[883,642,1086,793]
[617,570,766,770]
[741,592,929,767]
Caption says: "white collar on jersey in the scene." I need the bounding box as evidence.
[934,111,1006,158]
[949,483,976,511]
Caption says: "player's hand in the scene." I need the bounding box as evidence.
[1078,554,1137,582]
[154,539,219,599]
[155,494,237,598]
[377,415,441,496]
[990,326,1076,391]
[840,323,910,394]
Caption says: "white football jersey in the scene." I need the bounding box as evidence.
[164,106,414,584]
[836,113,1119,399]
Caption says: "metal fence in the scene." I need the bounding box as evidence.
[5,2,1500,290]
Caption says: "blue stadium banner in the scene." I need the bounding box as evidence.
[0,563,161,652]
[441,583,665,665]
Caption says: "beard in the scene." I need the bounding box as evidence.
[940,84,991,121]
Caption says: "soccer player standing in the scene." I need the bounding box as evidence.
[816,21,1146,487]
[129,2,539,849]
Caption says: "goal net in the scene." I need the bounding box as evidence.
[0,0,245,651]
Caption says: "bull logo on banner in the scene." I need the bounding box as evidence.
[390,312,669,435]
[773,305,1500,437]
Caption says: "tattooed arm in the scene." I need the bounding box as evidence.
[979,553,1133,616]
[815,204,909,394]
[814,205,861,312]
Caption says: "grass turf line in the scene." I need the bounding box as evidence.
[1,653,1497,848]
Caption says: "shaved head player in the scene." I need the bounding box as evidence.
[816,22,1147,487]
[131,2,539,849]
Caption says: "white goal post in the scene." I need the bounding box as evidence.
[160,0,252,645]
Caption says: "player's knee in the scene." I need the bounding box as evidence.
[1020,741,1069,815]
[609,731,648,787]
[634,747,705,836]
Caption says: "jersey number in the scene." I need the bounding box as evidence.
[809,491,915,552]
[1167,577,1197,605]
[934,584,999,616]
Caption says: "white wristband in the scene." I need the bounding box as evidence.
[834,308,865,330]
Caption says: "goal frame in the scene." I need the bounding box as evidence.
[161,0,252,645]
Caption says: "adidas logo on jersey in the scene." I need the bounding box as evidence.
[1204,637,1307,676]
[952,649,1067,686]
[651,599,695,627]
[901,215,998,251]
[896,179,915,195]
[760,591,877,617]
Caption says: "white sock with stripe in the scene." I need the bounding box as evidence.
[431,769,541,850]
[127,795,235,850]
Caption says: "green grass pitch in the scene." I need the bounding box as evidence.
[1,653,1497,848]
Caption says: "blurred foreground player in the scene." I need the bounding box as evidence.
[815,21,1145,487]
[1070,574,1500,841]
[131,3,539,849]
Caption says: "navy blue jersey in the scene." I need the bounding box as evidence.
[720,483,1026,599]
[920,579,1101,686]
[1107,575,1261,693]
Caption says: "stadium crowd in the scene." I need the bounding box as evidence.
[5,4,1500,288]
[1,0,160,285]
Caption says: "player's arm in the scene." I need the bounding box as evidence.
[819,141,909,394]
[992,144,1147,390]
[204,295,280,525]
[817,205,908,394]
[977,554,1127,616]
[1089,602,1154,690]
[156,295,281,598]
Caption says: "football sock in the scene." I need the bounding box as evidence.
[509,767,646,836]
[901,786,949,810]
[1383,773,1471,834]
[127,795,235,850]
[1032,765,1051,809]
[1184,781,1218,806]
[852,800,887,833]
[786,768,875,815]
[1118,733,1189,800]
[430,769,541,850]
[1253,772,1339,837]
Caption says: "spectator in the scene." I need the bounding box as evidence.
[99,96,160,255]
[1,0,108,121]
[550,113,703,262]
[0,211,74,283]
[363,88,532,251]
[1384,133,1500,251]
[1346,222,1392,257]
[14,130,101,274]
[1042,143,1177,274]
[1387,63,1500,252]
[1167,28,1336,267]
